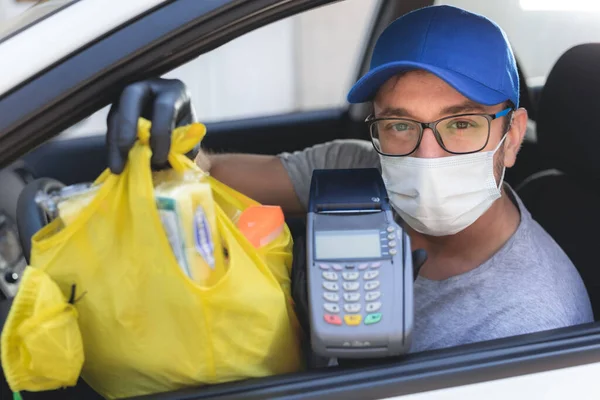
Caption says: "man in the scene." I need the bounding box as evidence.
[107,5,593,352]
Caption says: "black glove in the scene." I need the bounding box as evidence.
[106,78,197,174]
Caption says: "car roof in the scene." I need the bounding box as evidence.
[0,0,172,96]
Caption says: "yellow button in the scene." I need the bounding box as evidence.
[344,314,362,326]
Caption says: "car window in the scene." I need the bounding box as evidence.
[58,0,379,139]
[436,0,600,87]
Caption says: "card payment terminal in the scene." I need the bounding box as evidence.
[306,168,413,358]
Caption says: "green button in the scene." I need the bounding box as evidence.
[365,313,382,325]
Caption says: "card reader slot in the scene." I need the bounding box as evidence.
[326,346,388,352]
[317,203,382,212]
[316,209,381,214]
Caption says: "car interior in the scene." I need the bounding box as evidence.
[1,0,600,398]
[516,42,600,319]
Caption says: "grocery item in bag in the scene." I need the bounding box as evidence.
[237,205,285,248]
[153,169,225,286]
[50,170,225,286]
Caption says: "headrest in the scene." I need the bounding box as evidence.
[537,43,600,178]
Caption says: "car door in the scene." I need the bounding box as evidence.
[3,1,600,400]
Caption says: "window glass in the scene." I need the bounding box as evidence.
[59,0,379,139]
[437,0,600,86]
[164,0,378,122]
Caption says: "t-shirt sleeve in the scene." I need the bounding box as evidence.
[277,139,380,210]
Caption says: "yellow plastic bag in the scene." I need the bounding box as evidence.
[1,267,84,392]
[2,119,303,399]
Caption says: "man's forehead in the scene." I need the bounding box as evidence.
[373,70,499,118]
[376,69,463,100]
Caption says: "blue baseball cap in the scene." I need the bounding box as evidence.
[347,5,519,108]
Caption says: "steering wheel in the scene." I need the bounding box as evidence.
[16,177,65,264]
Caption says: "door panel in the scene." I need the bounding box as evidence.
[19,108,363,185]
[202,109,362,155]
[21,135,107,186]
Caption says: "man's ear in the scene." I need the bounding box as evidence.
[503,108,528,168]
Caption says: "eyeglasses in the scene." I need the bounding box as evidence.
[365,107,513,156]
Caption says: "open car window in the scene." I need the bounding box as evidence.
[57,0,379,139]
[165,0,378,122]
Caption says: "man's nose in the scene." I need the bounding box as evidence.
[412,128,447,158]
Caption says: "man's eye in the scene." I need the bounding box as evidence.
[447,120,476,129]
[385,122,411,131]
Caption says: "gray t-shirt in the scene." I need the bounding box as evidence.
[278,139,594,353]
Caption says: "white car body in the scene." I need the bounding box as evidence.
[0,0,167,95]
[0,1,598,399]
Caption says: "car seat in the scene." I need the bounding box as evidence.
[517,43,600,318]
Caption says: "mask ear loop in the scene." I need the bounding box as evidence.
[498,159,507,190]
[493,134,508,189]
[495,110,514,189]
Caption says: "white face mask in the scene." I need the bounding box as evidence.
[379,136,507,237]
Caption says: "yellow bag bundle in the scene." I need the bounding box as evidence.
[1,119,303,399]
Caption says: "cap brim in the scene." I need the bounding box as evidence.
[347,61,509,105]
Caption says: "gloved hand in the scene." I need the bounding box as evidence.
[106,78,197,174]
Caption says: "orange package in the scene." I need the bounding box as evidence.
[236,205,285,248]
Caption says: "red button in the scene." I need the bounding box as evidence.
[324,314,342,325]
